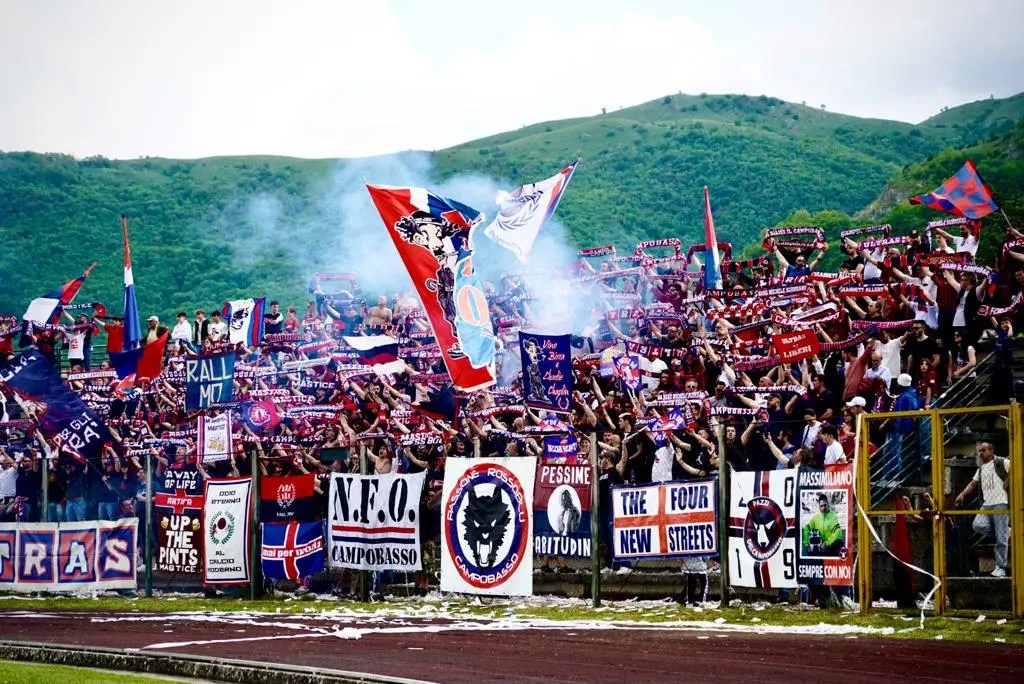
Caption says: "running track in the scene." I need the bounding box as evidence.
[2,609,1023,683]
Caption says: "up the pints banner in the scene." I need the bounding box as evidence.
[186,351,235,411]
[203,477,252,585]
[796,465,854,586]
[441,458,536,596]
[154,466,204,575]
[612,479,718,561]
[259,473,318,523]
[1,349,112,461]
[519,332,573,413]
[327,472,425,571]
[366,185,496,392]
[533,464,591,558]
[728,469,798,589]
[0,520,137,592]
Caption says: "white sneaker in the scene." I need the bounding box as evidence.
[991,566,1007,578]
[615,566,633,575]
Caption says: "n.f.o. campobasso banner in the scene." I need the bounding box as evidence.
[0,520,137,592]
[328,472,425,571]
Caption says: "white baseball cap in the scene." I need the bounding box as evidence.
[897,373,913,387]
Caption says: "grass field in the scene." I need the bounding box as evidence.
[0,660,190,683]
[2,593,1022,645]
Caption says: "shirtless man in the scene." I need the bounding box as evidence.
[366,296,393,328]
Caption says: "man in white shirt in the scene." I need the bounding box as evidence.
[208,311,228,342]
[820,425,846,465]
[935,223,979,258]
[955,441,1010,577]
[171,312,194,349]
[863,352,893,393]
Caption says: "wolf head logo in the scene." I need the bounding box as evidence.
[463,485,511,569]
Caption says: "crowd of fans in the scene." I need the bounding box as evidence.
[0,215,1018,591]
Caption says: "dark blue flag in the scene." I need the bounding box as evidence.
[1,349,111,461]
[185,351,235,411]
[519,332,573,413]
[261,521,325,580]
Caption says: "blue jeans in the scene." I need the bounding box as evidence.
[64,497,87,522]
[98,501,117,520]
[973,505,1010,570]
[46,502,63,523]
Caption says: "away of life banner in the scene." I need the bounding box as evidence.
[728,469,798,589]
[154,466,204,575]
[796,465,854,586]
[441,458,536,596]
[533,464,592,557]
[203,477,252,585]
[612,479,718,561]
[0,520,137,592]
[327,472,425,571]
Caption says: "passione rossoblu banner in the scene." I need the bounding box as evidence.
[441,458,536,596]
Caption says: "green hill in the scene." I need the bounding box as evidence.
[1,91,1022,319]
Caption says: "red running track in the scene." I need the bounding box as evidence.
[1,609,1023,683]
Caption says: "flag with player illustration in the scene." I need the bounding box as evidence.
[728,469,798,588]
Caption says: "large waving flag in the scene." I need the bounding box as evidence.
[108,330,168,384]
[703,186,723,291]
[122,215,142,351]
[21,263,96,328]
[484,160,578,263]
[366,185,496,391]
[909,160,999,219]
[224,297,266,347]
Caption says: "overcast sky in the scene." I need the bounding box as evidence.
[1,0,1022,160]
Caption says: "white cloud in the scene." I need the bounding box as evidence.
[0,0,1020,159]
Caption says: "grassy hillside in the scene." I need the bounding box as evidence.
[1,91,1021,319]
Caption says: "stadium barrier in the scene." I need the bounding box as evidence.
[856,404,1024,617]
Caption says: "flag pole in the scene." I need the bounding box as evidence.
[1001,209,1015,230]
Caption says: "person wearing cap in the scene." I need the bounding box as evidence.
[142,315,168,346]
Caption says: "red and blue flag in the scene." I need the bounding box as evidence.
[704,186,723,290]
[121,215,142,351]
[909,160,999,219]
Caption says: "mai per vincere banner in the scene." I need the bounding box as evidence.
[728,469,798,589]
[612,479,718,561]
[519,332,573,413]
[533,464,592,558]
[796,464,854,586]
[327,472,425,571]
[441,458,536,596]
[366,185,496,392]
[203,477,252,585]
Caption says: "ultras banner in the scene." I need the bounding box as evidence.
[532,464,592,558]
[796,464,854,586]
[441,458,536,596]
[203,477,252,585]
[327,472,425,571]
[728,469,798,589]
[519,332,573,413]
[366,185,496,391]
[0,520,137,592]
[612,479,718,561]
[154,465,204,575]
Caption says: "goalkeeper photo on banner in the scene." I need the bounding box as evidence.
[795,465,854,586]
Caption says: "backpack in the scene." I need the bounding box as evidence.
[993,456,1009,482]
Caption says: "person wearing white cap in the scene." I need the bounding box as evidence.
[883,373,921,486]
[142,315,168,346]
